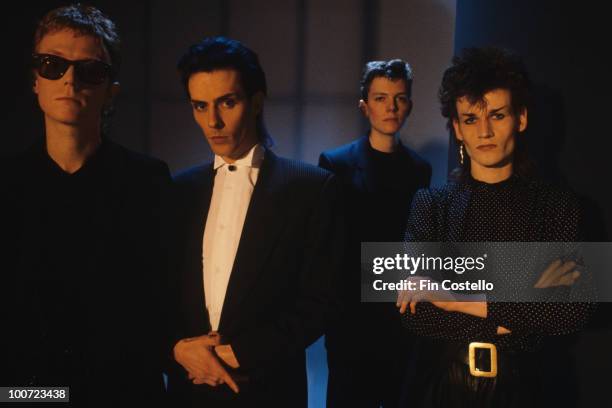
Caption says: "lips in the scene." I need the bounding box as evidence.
[209,136,228,144]
[56,97,81,105]
[477,144,497,151]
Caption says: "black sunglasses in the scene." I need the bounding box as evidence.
[32,53,112,85]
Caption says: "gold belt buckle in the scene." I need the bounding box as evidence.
[468,342,498,378]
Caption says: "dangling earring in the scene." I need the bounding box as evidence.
[459,143,465,166]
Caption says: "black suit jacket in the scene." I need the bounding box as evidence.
[1,140,171,407]
[319,135,431,355]
[167,149,344,407]
[319,135,431,211]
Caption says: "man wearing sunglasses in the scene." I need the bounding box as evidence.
[2,5,169,407]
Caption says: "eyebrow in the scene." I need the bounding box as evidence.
[41,49,67,57]
[371,92,407,96]
[191,92,240,105]
[488,105,508,113]
[460,105,509,116]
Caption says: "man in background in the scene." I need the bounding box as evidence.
[320,59,431,408]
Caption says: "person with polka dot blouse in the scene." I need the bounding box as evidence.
[397,47,594,407]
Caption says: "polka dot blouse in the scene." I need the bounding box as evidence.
[402,174,595,352]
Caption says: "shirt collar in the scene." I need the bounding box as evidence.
[213,143,265,170]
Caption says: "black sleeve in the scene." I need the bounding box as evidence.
[402,188,499,340]
[488,194,596,336]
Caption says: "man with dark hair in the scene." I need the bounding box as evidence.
[395,46,594,408]
[319,59,431,408]
[167,36,343,407]
[438,47,533,179]
[2,5,169,407]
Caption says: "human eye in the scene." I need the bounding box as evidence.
[463,117,476,125]
[396,95,409,104]
[192,101,206,112]
[221,97,237,109]
[492,112,506,120]
[373,96,386,102]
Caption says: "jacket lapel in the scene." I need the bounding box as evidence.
[182,164,215,334]
[217,150,287,334]
[353,135,375,192]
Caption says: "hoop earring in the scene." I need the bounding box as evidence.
[459,143,465,166]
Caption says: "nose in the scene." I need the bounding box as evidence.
[478,118,493,138]
[207,106,224,130]
[387,99,399,112]
[62,65,81,90]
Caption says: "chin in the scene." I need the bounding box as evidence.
[210,146,234,158]
[378,129,399,137]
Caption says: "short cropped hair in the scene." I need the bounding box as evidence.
[360,59,413,100]
[34,4,121,81]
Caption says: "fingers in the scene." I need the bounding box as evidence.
[396,290,408,307]
[222,371,240,393]
[397,289,410,314]
[534,259,562,288]
[398,301,408,314]
[535,259,578,288]
[189,371,239,394]
[191,374,239,393]
[557,270,580,286]
[192,376,222,386]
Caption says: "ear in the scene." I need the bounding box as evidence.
[518,107,528,132]
[358,99,368,117]
[33,77,39,95]
[452,118,463,141]
[251,91,265,116]
[406,99,413,117]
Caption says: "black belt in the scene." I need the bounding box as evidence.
[415,338,538,379]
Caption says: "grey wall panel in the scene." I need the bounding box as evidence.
[150,100,211,173]
[305,0,363,95]
[302,103,362,164]
[150,0,225,99]
[263,104,297,159]
[229,0,298,96]
[378,0,456,186]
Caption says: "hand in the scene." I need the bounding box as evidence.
[534,259,580,288]
[396,276,488,318]
[396,276,459,315]
[215,344,240,369]
[497,326,511,335]
[173,334,239,393]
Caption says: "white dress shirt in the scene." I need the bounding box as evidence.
[202,144,265,331]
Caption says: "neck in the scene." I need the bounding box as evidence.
[369,130,398,153]
[222,135,258,164]
[470,162,514,184]
[45,119,102,174]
